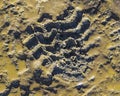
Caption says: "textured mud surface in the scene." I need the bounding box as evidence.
[0,0,120,96]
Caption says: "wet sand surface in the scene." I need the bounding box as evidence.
[0,0,120,96]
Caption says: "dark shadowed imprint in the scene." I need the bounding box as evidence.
[22,6,97,82]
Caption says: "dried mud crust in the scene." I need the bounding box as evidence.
[0,0,120,96]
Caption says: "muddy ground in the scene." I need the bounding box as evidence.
[0,0,120,96]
